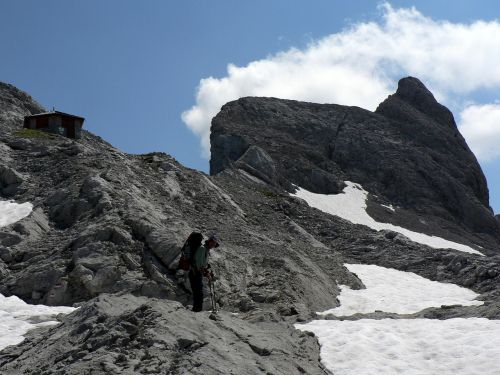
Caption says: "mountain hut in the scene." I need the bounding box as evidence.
[23,111,85,139]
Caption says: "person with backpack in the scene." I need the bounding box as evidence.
[186,233,220,312]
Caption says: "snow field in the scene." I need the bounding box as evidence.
[296,318,500,375]
[296,263,496,375]
[0,200,76,352]
[320,264,483,316]
[292,181,483,255]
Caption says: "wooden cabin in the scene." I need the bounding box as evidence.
[23,111,85,139]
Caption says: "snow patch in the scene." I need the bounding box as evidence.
[0,200,32,227]
[0,200,76,352]
[320,264,482,316]
[0,294,76,351]
[381,203,395,212]
[292,181,483,255]
[296,318,500,375]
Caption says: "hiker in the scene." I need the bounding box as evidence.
[188,234,220,312]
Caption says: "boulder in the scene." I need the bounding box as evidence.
[11,207,49,238]
[0,164,23,196]
[235,145,277,184]
[50,199,92,229]
[0,246,12,263]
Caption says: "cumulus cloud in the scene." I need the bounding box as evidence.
[459,104,500,161]
[182,3,500,158]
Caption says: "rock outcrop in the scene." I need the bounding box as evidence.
[211,77,500,251]
[0,294,328,375]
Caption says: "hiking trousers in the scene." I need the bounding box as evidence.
[189,270,203,312]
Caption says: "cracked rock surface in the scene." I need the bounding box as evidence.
[0,294,328,375]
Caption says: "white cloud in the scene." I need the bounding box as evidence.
[182,3,500,158]
[459,104,500,161]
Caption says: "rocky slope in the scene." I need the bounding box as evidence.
[0,80,500,374]
[0,81,345,374]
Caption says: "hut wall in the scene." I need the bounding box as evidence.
[48,116,63,135]
[75,119,83,139]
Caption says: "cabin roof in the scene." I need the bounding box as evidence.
[25,111,85,121]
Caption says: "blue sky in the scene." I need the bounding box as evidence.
[1,1,499,213]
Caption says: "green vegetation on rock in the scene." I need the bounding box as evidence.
[14,128,56,139]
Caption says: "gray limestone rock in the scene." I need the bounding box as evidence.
[0,82,44,131]
[210,134,249,174]
[0,246,12,263]
[0,164,23,196]
[0,294,330,375]
[79,175,111,205]
[235,145,277,184]
[11,207,49,239]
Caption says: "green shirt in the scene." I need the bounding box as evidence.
[192,244,209,271]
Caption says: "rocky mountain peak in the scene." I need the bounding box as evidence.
[394,76,436,104]
[376,76,456,129]
[210,77,500,249]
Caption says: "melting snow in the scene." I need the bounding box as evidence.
[0,294,76,351]
[381,203,395,211]
[0,200,32,227]
[0,199,76,352]
[292,181,483,255]
[296,318,500,375]
[319,264,482,316]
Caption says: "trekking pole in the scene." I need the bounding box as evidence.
[208,278,213,310]
[209,278,218,313]
[212,279,218,312]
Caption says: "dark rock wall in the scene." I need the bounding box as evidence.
[375,78,491,228]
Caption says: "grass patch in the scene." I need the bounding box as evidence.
[258,187,280,199]
[14,128,56,139]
